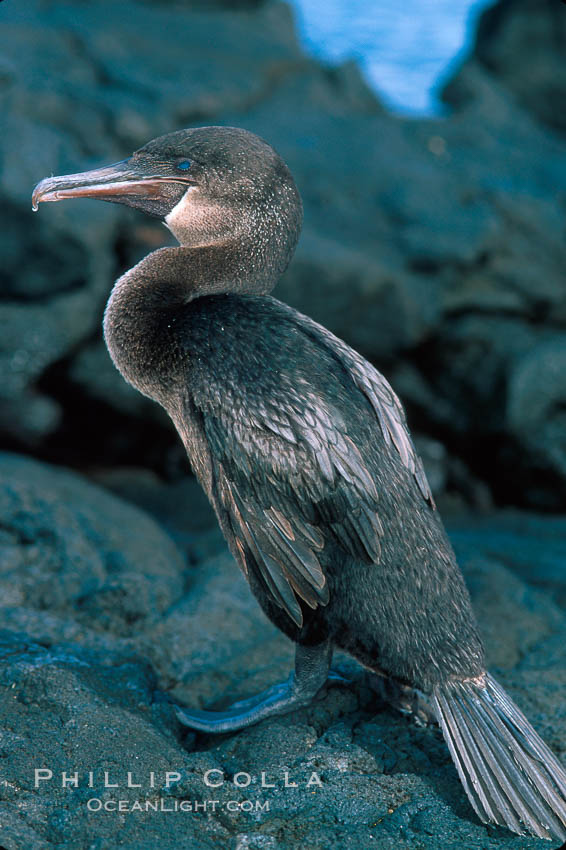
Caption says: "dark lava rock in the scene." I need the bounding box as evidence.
[0,452,564,848]
[444,0,566,136]
[2,0,566,507]
[505,338,566,504]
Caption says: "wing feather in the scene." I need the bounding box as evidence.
[185,297,433,627]
[292,310,434,505]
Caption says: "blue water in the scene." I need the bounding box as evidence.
[289,0,492,114]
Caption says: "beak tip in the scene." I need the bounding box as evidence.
[32,178,49,211]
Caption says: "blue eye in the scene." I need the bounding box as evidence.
[176,160,191,171]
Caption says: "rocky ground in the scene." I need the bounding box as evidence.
[1,452,565,850]
[1,0,566,847]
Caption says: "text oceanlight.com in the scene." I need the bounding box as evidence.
[86,798,270,813]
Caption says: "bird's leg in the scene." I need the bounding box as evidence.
[369,671,436,727]
[176,639,335,733]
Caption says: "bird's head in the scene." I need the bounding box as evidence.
[32,127,303,266]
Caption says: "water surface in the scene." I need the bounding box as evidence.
[290,0,492,114]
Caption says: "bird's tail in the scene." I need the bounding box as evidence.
[433,672,566,842]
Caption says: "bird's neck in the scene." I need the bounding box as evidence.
[103,241,279,402]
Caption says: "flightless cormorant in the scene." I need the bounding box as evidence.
[33,127,566,841]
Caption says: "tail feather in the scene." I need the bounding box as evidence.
[433,673,566,842]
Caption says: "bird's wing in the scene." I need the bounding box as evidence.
[185,299,432,628]
[196,380,385,628]
[292,310,434,505]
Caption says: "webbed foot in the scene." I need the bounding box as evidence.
[176,639,340,733]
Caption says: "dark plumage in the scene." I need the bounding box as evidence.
[33,126,566,842]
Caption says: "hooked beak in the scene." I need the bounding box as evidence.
[32,158,192,211]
